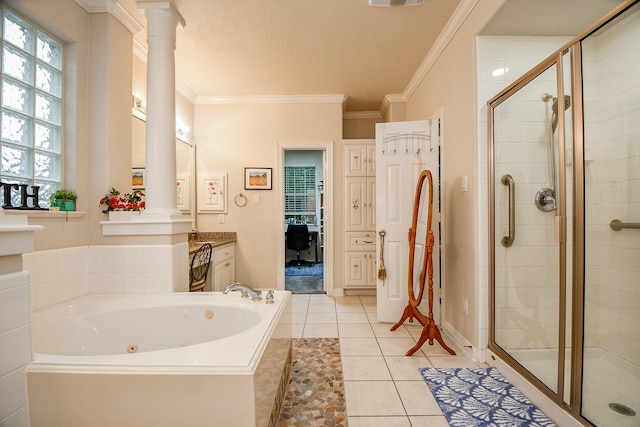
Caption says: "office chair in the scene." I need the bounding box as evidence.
[189,243,213,292]
[286,224,312,266]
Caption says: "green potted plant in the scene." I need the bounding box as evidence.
[49,189,78,211]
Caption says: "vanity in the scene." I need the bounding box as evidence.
[189,232,236,292]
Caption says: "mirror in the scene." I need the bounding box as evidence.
[132,116,196,225]
[390,169,455,356]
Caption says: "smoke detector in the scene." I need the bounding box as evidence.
[369,0,424,6]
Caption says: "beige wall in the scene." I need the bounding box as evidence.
[194,102,343,289]
[404,1,507,347]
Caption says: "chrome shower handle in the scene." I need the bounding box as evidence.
[501,174,515,248]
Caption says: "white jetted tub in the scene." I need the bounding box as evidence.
[27,291,292,427]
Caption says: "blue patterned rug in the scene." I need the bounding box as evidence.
[285,263,324,277]
[419,367,557,427]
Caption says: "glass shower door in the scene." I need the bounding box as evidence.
[580,3,640,425]
[491,61,564,396]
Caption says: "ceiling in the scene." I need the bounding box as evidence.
[120,0,626,113]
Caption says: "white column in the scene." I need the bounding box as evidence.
[137,1,185,218]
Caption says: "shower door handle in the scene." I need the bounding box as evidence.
[501,174,515,247]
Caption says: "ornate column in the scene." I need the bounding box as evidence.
[137,1,185,218]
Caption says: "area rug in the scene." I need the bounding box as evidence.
[419,367,557,427]
[277,338,346,426]
[285,263,324,277]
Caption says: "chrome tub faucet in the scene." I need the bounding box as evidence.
[222,283,262,301]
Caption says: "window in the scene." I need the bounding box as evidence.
[0,7,63,206]
[285,166,316,220]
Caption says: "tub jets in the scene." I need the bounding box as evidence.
[223,283,263,301]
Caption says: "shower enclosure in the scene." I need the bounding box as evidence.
[488,1,640,426]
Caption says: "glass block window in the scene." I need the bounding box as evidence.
[1,7,63,206]
[285,166,316,216]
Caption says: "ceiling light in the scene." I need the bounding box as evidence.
[369,0,424,7]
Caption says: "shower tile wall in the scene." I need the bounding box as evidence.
[582,8,640,366]
[22,243,190,310]
[476,36,570,353]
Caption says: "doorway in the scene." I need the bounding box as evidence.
[276,142,334,295]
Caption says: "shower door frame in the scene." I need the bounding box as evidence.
[488,49,572,408]
[488,0,638,424]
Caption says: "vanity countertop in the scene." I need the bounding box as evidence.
[188,231,237,255]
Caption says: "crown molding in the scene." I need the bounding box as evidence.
[196,94,348,105]
[343,111,382,120]
[74,0,143,34]
[401,0,478,101]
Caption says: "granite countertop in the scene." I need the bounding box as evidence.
[188,231,236,254]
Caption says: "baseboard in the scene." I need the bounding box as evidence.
[442,320,486,363]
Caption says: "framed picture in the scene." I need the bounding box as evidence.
[132,168,145,189]
[244,167,272,190]
[198,173,227,212]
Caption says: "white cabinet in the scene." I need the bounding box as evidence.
[343,140,376,290]
[212,243,235,291]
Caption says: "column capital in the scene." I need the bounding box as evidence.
[136,1,186,28]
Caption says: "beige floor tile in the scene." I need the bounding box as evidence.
[385,355,432,381]
[395,380,443,415]
[336,303,365,313]
[309,294,335,303]
[307,303,337,313]
[348,416,411,427]
[371,323,410,338]
[428,355,479,368]
[419,340,459,356]
[337,311,370,323]
[291,311,307,324]
[291,324,304,338]
[408,416,450,427]
[339,337,382,356]
[363,303,377,313]
[377,337,423,357]
[305,311,337,324]
[303,323,338,338]
[338,323,375,338]
[334,295,361,304]
[366,311,379,323]
[359,295,377,304]
[344,381,405,416]
[342,356,391,381]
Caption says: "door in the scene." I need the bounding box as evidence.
[376,119,440,323]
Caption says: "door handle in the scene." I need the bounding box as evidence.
[501,174,515,247]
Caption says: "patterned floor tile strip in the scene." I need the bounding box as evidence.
[278,338,347,427]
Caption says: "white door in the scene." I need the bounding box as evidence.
[376,120,440,323]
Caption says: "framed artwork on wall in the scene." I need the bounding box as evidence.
[244,167,272,190]
[132,167,145,189]
[198,173,227,213]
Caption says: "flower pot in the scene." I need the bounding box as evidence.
[51,199,76,211]
[108,211,140,221]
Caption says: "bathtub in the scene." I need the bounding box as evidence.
[27,291,292,427]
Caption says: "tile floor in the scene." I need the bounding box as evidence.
[291,293,484,427]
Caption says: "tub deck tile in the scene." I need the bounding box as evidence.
[278,338,346,427]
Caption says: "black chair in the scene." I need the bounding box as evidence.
[189,243,212,292]
[286,224,312,266]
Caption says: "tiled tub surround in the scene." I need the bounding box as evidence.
[22,238,240,310]
[27,291,292,427]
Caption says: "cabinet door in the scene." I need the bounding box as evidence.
[344,252,368,288]
[366,178,376,230]
[345,177,367,231]
[344,145,368,176]
[366,144,376,176]
[213,260,234,291]
[365,253,377,288]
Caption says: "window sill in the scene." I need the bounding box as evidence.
[2,210,86,219]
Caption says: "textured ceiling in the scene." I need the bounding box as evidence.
[122,0,626,112]
[124,0,462,112]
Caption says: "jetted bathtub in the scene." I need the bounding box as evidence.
[27,291,292,427]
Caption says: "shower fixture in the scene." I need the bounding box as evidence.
[535,93,571,213]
